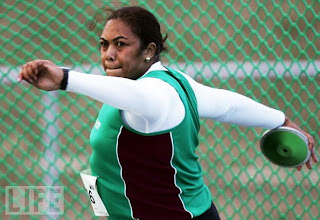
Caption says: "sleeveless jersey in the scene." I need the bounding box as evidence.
[89,67,212,219]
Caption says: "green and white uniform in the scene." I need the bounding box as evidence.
[90,68,211,219]
[66,62,285,219]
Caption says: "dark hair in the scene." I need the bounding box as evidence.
[88,6,168,60]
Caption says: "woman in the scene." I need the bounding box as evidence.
[18,6,317,220]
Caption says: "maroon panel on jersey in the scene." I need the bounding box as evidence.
[117,127,191,220]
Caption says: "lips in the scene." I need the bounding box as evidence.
[105,66,121,70]
[106,66,120,69]
[105,67,122,76]
[106,67,121,72]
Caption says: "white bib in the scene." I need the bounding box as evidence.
[80,169,109,216]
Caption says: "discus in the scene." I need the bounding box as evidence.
[260,126,310,167]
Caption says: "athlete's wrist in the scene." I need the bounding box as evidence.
[282,115,290,126]
[60,67,69,90]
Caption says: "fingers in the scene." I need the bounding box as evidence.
[311,147,319,163]
[297,129,318,171]
[296,159,312,171]
[306,133,318,169]
[306,159,312,169]
[17,73,23,82]
[19,62,34,83]
[307,135,319,163]
[18,60,46,83]
[294,132,317,171]
[25,62,36,83]
[18,60,62,91]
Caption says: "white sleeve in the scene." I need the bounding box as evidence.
[182,73,285,129]
[66,71,184,133]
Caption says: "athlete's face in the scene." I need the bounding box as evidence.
[100,19,150,79]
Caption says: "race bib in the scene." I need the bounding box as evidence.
[80,169,109,216]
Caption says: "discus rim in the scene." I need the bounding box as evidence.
[260,126,310,168]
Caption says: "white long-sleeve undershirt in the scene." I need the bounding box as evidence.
[66,62,285,133]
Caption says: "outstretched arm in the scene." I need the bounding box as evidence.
[18,60,184,133]
[182,73,318,170]
[182,73,285,128]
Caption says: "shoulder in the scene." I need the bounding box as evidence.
[166,68,205,94]
[138,76,180,100]
[142,61,203,92]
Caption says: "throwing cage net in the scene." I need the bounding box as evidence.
[1,0,319,219]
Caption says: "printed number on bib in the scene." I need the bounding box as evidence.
[80,169,109,216]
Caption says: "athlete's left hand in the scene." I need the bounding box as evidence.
[282,116,318,171]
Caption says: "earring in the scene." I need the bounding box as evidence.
[145,57,151,63]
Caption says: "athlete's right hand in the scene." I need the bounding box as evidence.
[18,59,64,91]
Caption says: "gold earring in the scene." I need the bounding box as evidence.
[145,57,151,62]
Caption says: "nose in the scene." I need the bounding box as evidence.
[102,46,116,62]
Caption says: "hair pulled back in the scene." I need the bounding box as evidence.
[88,6,167,59]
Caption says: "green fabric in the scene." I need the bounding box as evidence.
[141,68,212,217]
[90,107,133,219]
[89,68,212,218]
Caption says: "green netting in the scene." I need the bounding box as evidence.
[1,0,320,219]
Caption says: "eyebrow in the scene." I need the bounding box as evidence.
[100,36,128,42]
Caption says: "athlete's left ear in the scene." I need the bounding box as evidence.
[144,42,156,61]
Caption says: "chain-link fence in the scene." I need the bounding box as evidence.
[1,0,319,219]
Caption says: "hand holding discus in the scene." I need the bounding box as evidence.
[260,117,318,171]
